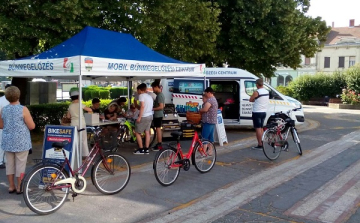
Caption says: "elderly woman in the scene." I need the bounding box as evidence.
[66,91,93,158]
[0,86,35,194]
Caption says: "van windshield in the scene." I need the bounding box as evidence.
[173,79,204,95]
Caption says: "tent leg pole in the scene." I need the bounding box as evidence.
[78,70,83,170]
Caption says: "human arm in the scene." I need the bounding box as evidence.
[199,102,211,114]
[23,106,36,130]
[136,101,145,123]
[249,91,259,102]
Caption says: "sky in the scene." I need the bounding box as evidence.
[306,0,360,27]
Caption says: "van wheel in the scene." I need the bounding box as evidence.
[267,114,287,133]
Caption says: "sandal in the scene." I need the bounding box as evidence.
[8,189,16,194]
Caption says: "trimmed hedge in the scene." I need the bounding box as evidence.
[28,102,70,132]
[288,72,345,101]
[99,90,110,99]
[28,99,114,132]
[109,87,129,99]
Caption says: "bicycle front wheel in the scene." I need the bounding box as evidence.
[291,128,302,155]
[153,148,181,186]
[23,164,69,215]
[92,153,131,195]
[193,140,216,173]
[262,129,282,160]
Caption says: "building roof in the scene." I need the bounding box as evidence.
[326,26,360,45]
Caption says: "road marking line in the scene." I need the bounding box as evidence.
[287,158,360,222]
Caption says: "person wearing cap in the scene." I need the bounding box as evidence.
[0,84,11,169]
[66,90,93,158]
[110,97,127,117]
[199,87,218,145]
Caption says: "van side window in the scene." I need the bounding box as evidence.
[173,79,204,95]
[244,81,257,96]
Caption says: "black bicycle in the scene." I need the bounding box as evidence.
[262,108,302,160]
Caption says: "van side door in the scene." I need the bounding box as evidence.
[240,80,257,126]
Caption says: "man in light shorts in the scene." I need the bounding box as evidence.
[134,83,154,155]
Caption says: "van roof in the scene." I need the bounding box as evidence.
[205,68,258,79]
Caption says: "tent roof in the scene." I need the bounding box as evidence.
[0,26,204,80]
[25,26,186,64]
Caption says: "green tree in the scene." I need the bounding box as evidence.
[137,0,221,62]
[0,0,220,63]
[211,0,330,77]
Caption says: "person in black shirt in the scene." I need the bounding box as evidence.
[90,98,101,113]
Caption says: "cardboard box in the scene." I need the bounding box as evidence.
[84,113,99,125]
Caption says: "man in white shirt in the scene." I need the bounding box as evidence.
[133,83,154,155]
[0,84,11,168]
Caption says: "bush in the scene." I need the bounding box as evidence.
[341,89,360,104]
[109,87,128,99]
[27,102,70,132]
[99,90,110,99]
[344,64,360,92]
[84,90,92,101]
[289,72,345,101]
[276,86,293,97]
[91,90,100,98]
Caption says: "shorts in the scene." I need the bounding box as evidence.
[252,112,266,128]
[135,116,153,133]
[201,123,215,142]
[153,117,163,128]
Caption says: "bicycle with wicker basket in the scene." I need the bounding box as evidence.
[22,128,131,215]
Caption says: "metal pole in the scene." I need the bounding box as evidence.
[78,57,83,167]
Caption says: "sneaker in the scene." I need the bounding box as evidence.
[0,164,5,169]
[144,148,149,154]
[133,149,145,155]
[251,145,263,150]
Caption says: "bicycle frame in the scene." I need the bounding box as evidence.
[169,131,204,168]
[48,141,112,191]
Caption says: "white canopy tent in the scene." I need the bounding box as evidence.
[0,26,205,159]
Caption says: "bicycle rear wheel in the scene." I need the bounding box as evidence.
[92,153,131,195]
[153,148,181,186]
[262,129,282,160]
[23,164,69,215]
[193,140,216,173]
[291,128,302,155]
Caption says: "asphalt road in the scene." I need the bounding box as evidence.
[0,105,360,223]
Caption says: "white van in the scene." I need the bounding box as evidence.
[161,67,305,127]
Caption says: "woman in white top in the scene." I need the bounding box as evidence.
[66,91,93,157]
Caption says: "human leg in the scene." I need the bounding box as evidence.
[0,147,5,168]
[134,118,147,154]
[152,117,163,151]
[15,150,28,192]
[252,112,266,149]
[5,152,16,191]
[143,116,153,152]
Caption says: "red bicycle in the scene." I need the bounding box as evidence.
[153,126,216,186]
[22,128,131,215]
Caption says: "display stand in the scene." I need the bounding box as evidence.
[42,125,79,175]
[215,109,228,146]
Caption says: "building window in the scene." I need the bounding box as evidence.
[277,76,284,87]
[339,57,345,68]
[349,56,356,67]
[285,75,293,86]
[324,57,330,68]
[305,57,311,65]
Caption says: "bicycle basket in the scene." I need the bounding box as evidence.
[94,130,119,151]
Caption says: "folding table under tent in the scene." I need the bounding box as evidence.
[0,26,205,161]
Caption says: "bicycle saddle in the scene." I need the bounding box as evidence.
[52,141,69,148]
[171,131,183,138]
